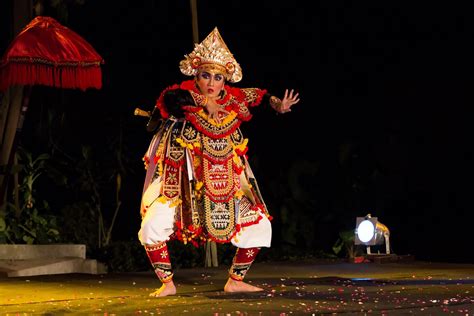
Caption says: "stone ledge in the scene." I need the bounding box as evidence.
[0,244,86,260]
[0,244,107,277]
[0,258,107,277]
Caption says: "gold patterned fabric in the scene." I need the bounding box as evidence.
[142,80,271,245]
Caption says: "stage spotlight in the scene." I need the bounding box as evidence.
[354,214,390,254]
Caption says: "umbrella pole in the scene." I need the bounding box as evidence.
[190,0,199,44]
[0,86,24,206]
[0,85,32,212]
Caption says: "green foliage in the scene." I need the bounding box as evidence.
[0,147,60,244]
[258,136,387,260]
[332,229,363,259]
[266,159,326,252]
[56,143,125,252]
[0,203,60,244]
[10,102,134,263]
[59,201,98,248]
[17,148,50,213]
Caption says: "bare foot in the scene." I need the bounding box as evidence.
[149,281,177,297]
[224,278,263,293]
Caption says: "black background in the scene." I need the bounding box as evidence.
[2,1,473,263]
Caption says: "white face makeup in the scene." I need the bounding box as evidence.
[196,71,225,99]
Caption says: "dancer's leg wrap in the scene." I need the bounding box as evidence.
[229,247,260,281]
[145,242,173,283]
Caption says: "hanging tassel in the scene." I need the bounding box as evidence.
[0,62,102,91]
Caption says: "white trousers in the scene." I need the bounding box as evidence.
[138,180,272,248]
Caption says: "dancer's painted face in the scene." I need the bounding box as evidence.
[196,71,225,99]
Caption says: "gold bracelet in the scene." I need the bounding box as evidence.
[270,96,282,110]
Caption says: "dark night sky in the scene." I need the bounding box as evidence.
[3,1,474,262]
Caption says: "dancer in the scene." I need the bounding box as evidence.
[138,27,300,297]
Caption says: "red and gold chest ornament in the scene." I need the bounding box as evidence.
[154,79,266,132]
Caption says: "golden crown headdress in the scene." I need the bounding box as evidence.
[179,27,242,83]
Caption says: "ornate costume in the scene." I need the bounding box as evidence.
[138,28,289,287]
[139,79,274,244]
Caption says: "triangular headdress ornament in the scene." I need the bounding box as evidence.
[179,27,242,83]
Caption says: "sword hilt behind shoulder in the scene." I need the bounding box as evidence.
[134,108,151,117]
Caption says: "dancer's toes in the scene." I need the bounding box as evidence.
[224,278,263,293]
[149,282,176,297]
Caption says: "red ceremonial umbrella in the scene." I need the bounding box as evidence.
[0,15,104,204]
[0,15,104,91]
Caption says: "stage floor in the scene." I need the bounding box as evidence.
[1,259,473,315]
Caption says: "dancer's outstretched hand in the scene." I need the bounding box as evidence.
[272,89,300,114]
